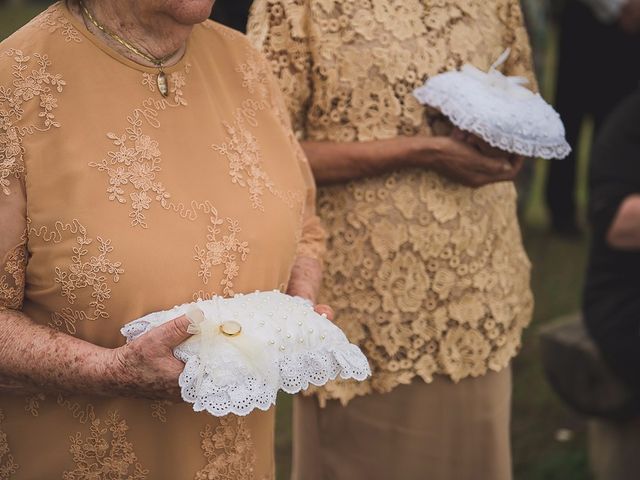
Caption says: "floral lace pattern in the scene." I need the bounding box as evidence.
[1,48,65,196]
[24,394,46,417]
[191,202,249,296]
[0,410,18,480]
[63,411,149,480]
[249,0,534,404]
[150,401,171,423]
[29,219,124,335]
[214,109,277,211]
[90,67,191,228]
[195,417,258,480]
[212,46,304,213]
[89,65,252,296]
[0,243,26,311]
[90,112,171,228]
[31,4,82,43]
[140,67,189,106]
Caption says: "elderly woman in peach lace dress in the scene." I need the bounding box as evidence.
[249,0,535,479]
[0,1,327,478]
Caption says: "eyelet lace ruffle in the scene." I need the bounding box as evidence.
[413,60,571,160]
[121,291,371,416]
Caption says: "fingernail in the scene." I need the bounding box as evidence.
[185,307,206,329]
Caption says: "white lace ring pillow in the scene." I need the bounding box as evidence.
[121,291,371,417]
[413,49,571,160]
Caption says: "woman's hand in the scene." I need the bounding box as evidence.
[303,134,523,187]
[103,315,193,401]
[407,133,523,188]
[314,304,335,321]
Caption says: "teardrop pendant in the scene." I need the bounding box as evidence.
[157,70,169,97]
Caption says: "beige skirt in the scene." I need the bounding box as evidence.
[292,367,512,480]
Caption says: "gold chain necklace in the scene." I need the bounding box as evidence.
[79,0,180,97]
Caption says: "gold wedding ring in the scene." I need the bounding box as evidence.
[219,320,242,337]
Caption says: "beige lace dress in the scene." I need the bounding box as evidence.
[249,0,535,407]
[249,1,535,478]
[0,3,324,479]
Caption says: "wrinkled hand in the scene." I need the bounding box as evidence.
[104,315,193,401]
[452,127,525,177]
[410,131,523,188]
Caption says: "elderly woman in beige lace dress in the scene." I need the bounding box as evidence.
[0,1,327,478]
[249,1,535,479]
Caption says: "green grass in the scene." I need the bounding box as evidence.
[513,228,591,480]
[1,6,594,480]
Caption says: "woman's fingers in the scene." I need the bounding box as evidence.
[314,304,335,321]
[150,315,194,350]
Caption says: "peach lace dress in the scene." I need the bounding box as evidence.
[0,3,324,479]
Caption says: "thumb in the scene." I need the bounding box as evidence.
[314,304,335,321]
[152,315,194,349]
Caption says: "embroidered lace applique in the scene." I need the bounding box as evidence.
[140,65,191,102]
[31,3,82,43]
[150,401,171,423]
[29,219,124,335]
[0,410,18,480]
[191,202,249,296]
[93,65,201,229]
[249,0,535,404]
[56,394,97,425]
[213,110,278,211]
[93,67,252,295]
[195,417,258,480]
[63,411,149,480]
[24,393,46,417]
[90,112,170,228]
[141,73,156,92]
[1,48,66,196]
[0,242,26,310]
[213,47,305,212]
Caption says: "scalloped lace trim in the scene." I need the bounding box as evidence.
[121,292,371,416]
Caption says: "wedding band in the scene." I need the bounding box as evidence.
[220,320,242,337]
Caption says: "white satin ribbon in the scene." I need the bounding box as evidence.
[461,48,532,99]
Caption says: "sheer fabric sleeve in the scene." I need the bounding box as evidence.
[0,136,28,312]
[500,0,539,92]
[256,45,326,263]
[292,145,326,262]
[247,0,313,139]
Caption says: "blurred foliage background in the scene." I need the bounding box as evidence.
[0,2,594,479]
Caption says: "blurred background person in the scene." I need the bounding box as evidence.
[545,0,640,236]
[583,87,640,418]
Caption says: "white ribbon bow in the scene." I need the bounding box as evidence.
[461,48,532,99]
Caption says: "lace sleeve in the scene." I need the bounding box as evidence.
[500,0,539,92]
[247,0,313,138]
[0,140,27,312]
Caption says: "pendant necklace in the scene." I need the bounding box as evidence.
[79,0,181,97]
